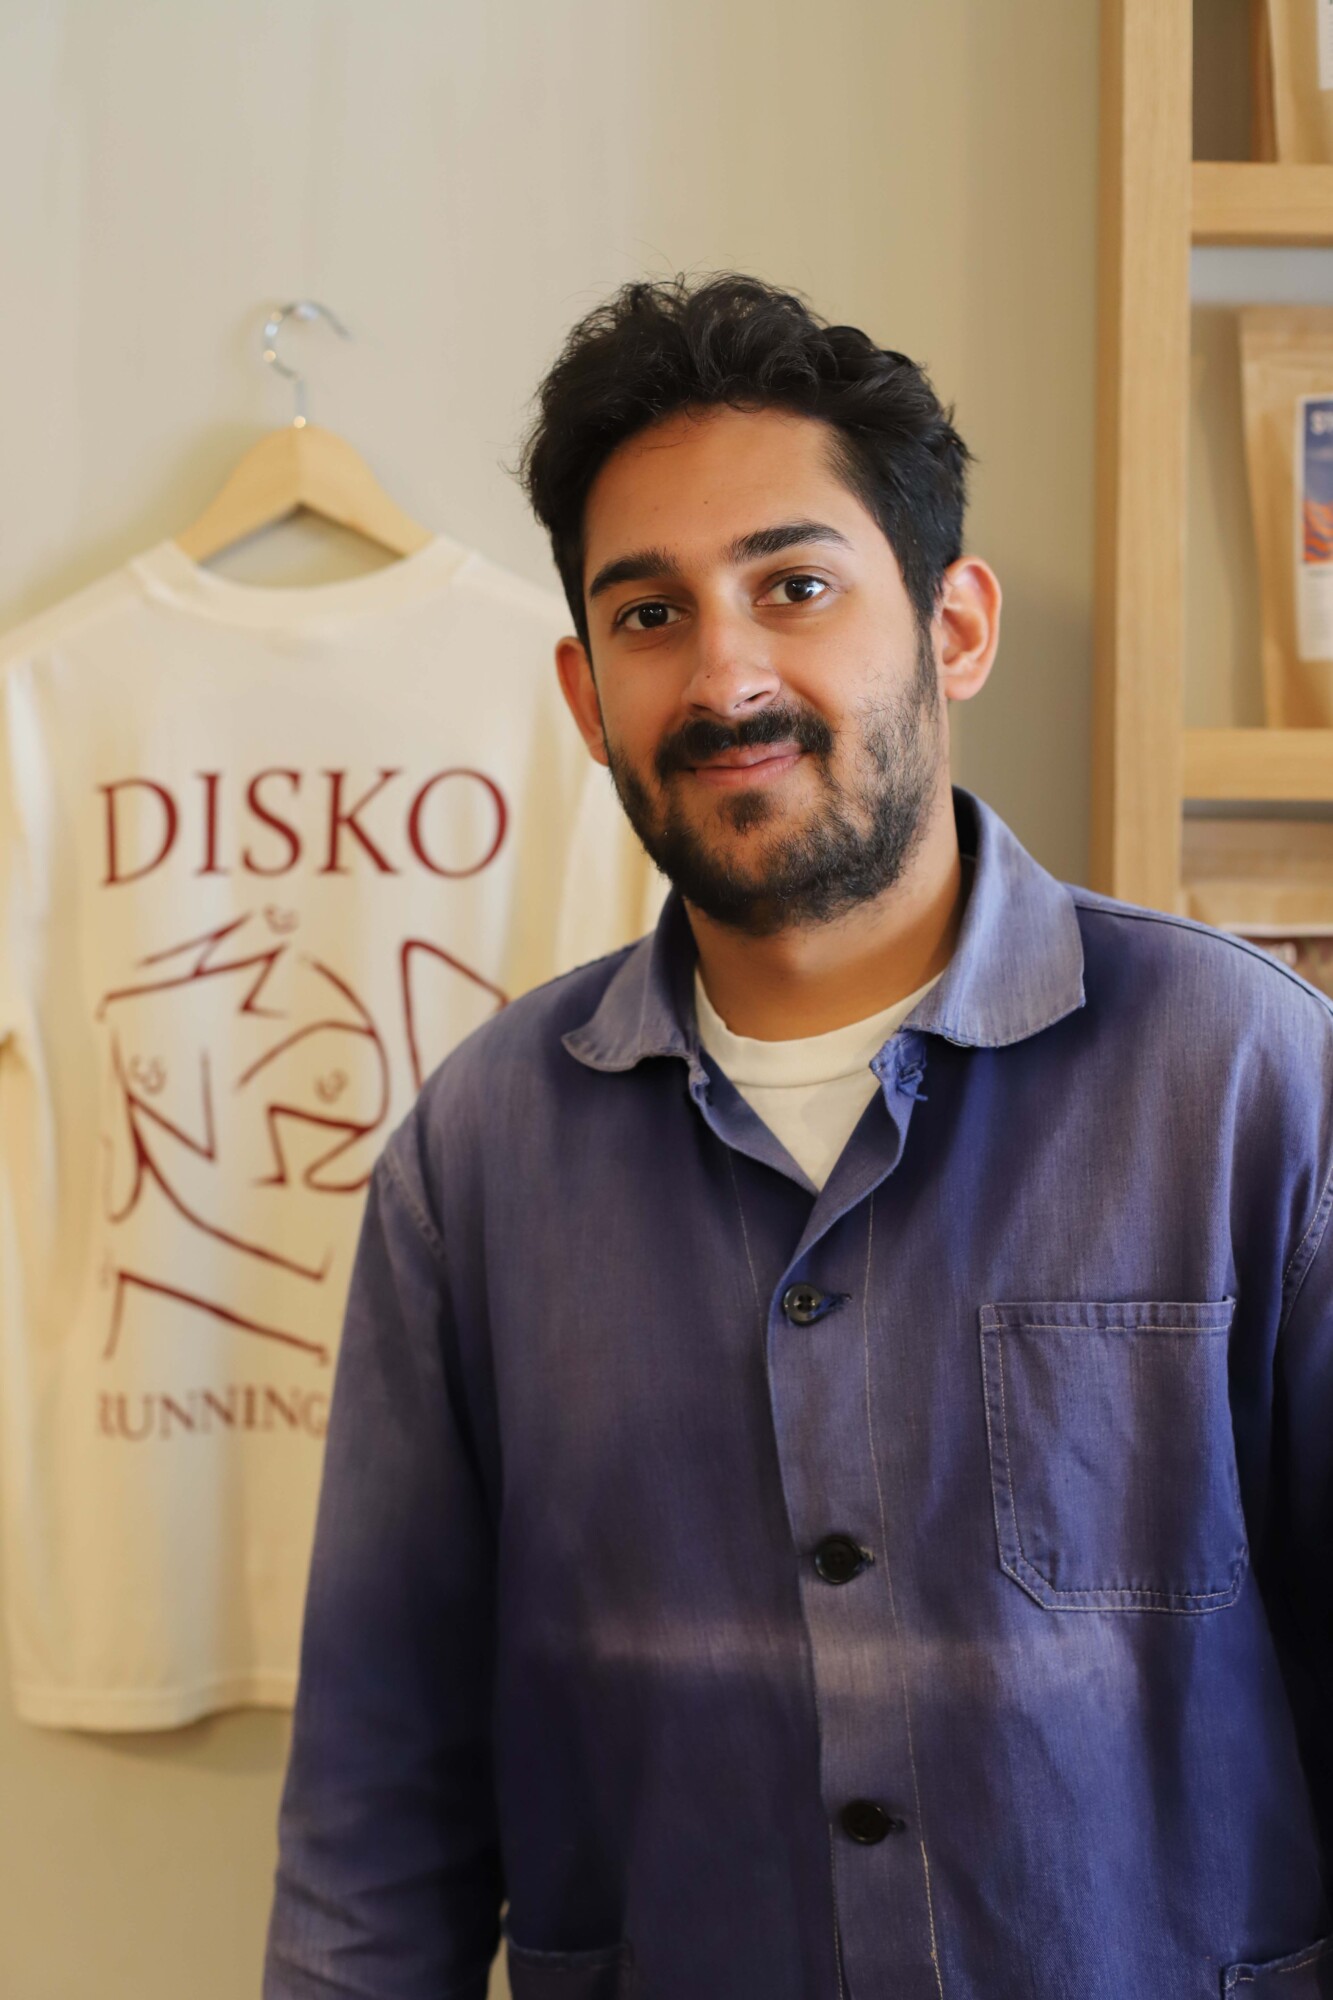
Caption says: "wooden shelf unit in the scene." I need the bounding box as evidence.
[1183,729,1333,803]
[1192,162,1333,245]
[1094,4,1333,916]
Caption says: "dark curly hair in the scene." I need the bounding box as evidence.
[519,272,973,651]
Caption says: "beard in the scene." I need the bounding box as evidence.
[603,625,944,938]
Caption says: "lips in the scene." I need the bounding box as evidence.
[689,743,800,772]
[682,743,804,791]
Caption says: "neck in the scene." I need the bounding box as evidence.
[687,780,965,1040]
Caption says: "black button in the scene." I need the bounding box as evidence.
[839,1799,906,1844]
[782,1283,826,1325]
[813,1534,872,1584]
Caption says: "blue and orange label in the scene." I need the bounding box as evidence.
[1297,396,1333,663]
[1301,397,1333,564]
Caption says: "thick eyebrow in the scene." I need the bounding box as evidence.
[586,519,852,603]
[724,520,853,565]
[587,547,683,601]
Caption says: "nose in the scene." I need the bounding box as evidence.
[679,603,782,721]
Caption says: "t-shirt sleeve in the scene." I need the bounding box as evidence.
[0,665,28,1051]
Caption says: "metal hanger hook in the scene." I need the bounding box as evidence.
[261,301,352,428]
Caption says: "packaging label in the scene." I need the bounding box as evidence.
[1296,395,1333,660]
[1319,0,1333,92]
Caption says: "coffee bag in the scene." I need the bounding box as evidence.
[1239,306,1333,725]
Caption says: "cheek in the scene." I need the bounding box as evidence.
[786,622,920,722]
[599,679,673,767]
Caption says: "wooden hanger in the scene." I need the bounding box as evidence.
[175,302,434,564]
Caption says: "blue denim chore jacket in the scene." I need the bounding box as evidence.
[264,786,1333,2000]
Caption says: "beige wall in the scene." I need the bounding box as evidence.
[0,3,1099,1995]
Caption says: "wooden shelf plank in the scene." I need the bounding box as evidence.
[1092,0,1193,905]
[1183,728,1333,799]
[1192,161,1333,244]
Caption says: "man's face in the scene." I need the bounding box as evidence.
[562,403,948,937]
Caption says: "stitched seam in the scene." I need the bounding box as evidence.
[724,1150,762,1319]
[997,1322,1230,1335]
[1264,1940,1333,1974]
[993,1337,1027,1573]
[826,1830,847,2000]
[978,1333,1013,1586]
[381,1141,448,1265]
[919,1842,944,1999]
[506,1945,628,1969]
[1028,1596,1244,1616]
[1011,1573,1241,1605]
[922,993,1080,1050]
[738,1145,846,2000]
[731,1147,850,1998]
[992,1336,1242,1604]
[1280,1154,1333,1319]
[1068,893,1333,1015]
[861,1194,946,2000]
[981,1301,1235,1330]
[1228,1938,1333,1987]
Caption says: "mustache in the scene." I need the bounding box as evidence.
[654,703,834,782]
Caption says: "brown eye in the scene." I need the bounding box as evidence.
[760,574,829,606]
[619,601,683,632]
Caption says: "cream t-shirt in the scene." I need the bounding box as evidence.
[0,533,663,1729]
[694,964,946,1190]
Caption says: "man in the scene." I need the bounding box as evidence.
[264,276,1333,1999]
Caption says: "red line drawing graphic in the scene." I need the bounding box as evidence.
[400,938,507,1091]
[233,955,389,1192]
[95,913,390,1365]
[104,1270,330,1365]
[128,1055,166,1093]
[95,912,506,1369]
[102,1038,330,1280]
[95,914,290,1022]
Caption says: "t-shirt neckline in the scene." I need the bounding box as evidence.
[694,965,946,1090]
[129,532,473,630]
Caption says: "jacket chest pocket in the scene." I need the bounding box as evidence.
[979,1297,1248,1612]
[1223,1933,1333,1994]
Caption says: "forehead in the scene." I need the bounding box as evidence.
[580,404,875,576]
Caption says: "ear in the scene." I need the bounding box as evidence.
[556,637,609,766]
[933,557,1001,704]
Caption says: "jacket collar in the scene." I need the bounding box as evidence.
[562,785,1085,1074]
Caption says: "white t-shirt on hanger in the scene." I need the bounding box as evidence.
[0,533,663,1729]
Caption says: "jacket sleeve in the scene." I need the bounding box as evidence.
[263,1137,502,2000]
[1265,1167,1333,1875]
